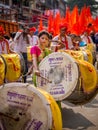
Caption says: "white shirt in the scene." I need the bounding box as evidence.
[14,32,32,53]
[30,35,39,46]
[0,40,9,54]
[51,35,73,51]
[81,35,93,44]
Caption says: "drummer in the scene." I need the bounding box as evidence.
[29,30,51,86]
[0,26,13,54]
[81,28,94,44]
[51,23,74,52]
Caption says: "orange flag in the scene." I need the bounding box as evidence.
[48,12,53,32]
[38,18,43,32]
[53,12,61,35]
[86,6,93,24]
[70,5,79,26]
[79,6,87,34]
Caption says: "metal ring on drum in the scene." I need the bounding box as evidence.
[0,82,62,130]
[36,52,79,101]
[1,53,25,82]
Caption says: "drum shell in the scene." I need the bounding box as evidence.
[65,60,98,105]
[27,46,32,62]
[1,53,25,82]
[0,82,62,130]
[0,55,6,85]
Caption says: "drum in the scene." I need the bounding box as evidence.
[27,46,32,62]
[36,52,98,105]
[59,50,88,61]
[0,82,62,130]
[1,53,25,82]
[0,55,6,85]
[65,59,98,105]
[83,43,96,64]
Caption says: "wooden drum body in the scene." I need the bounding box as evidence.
[1,53,25,82]
[0,55,6,85]
[0,82,62,130]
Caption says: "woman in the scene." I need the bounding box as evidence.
[30,30,51,86]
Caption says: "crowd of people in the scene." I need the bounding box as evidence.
[0,23,98,84]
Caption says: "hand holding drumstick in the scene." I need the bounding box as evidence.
[35,70,52,83]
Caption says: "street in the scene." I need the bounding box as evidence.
[62,94,98,130]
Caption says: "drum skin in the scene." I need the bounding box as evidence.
[1,53,25,82]
[0,82,62,130]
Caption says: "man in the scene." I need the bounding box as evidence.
[29,27,39,46]
[51,23,74,52]
[0,26,12,54]
[14,26,31,83]
[81,29,94,45]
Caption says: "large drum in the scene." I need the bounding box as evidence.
[0,82,62,130]
[60,49,93,64]
[27,46,32,62]
[1,53,25,82]
[81,43,96,64]
[36,52,98,105]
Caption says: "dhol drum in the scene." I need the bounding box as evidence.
[60,49,93,63]
[0,55,6,85]
[1,53,25,82]
[0,82,62,130]
[36,52,98,105]
[84,43,96,64]
[27,46,32,62]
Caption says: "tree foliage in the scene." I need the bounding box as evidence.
[67,0,98,14]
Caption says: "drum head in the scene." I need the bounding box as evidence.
[0,83,53,130]
[36,52,79,101]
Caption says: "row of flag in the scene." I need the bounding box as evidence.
[39,5,98,36]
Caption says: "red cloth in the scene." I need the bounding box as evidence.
[30,27,36,32]
[59,23,68,30]
[0,26,5,36]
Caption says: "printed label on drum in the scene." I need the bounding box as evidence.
[25,118,43,130]
[7,91,33,109]
[37,52,79,101]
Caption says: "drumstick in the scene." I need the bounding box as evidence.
[22,70,52,83]
[37,74,52,83]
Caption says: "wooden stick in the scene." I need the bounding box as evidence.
[37,74,52,83]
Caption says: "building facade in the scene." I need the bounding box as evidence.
[0,0,67,25]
